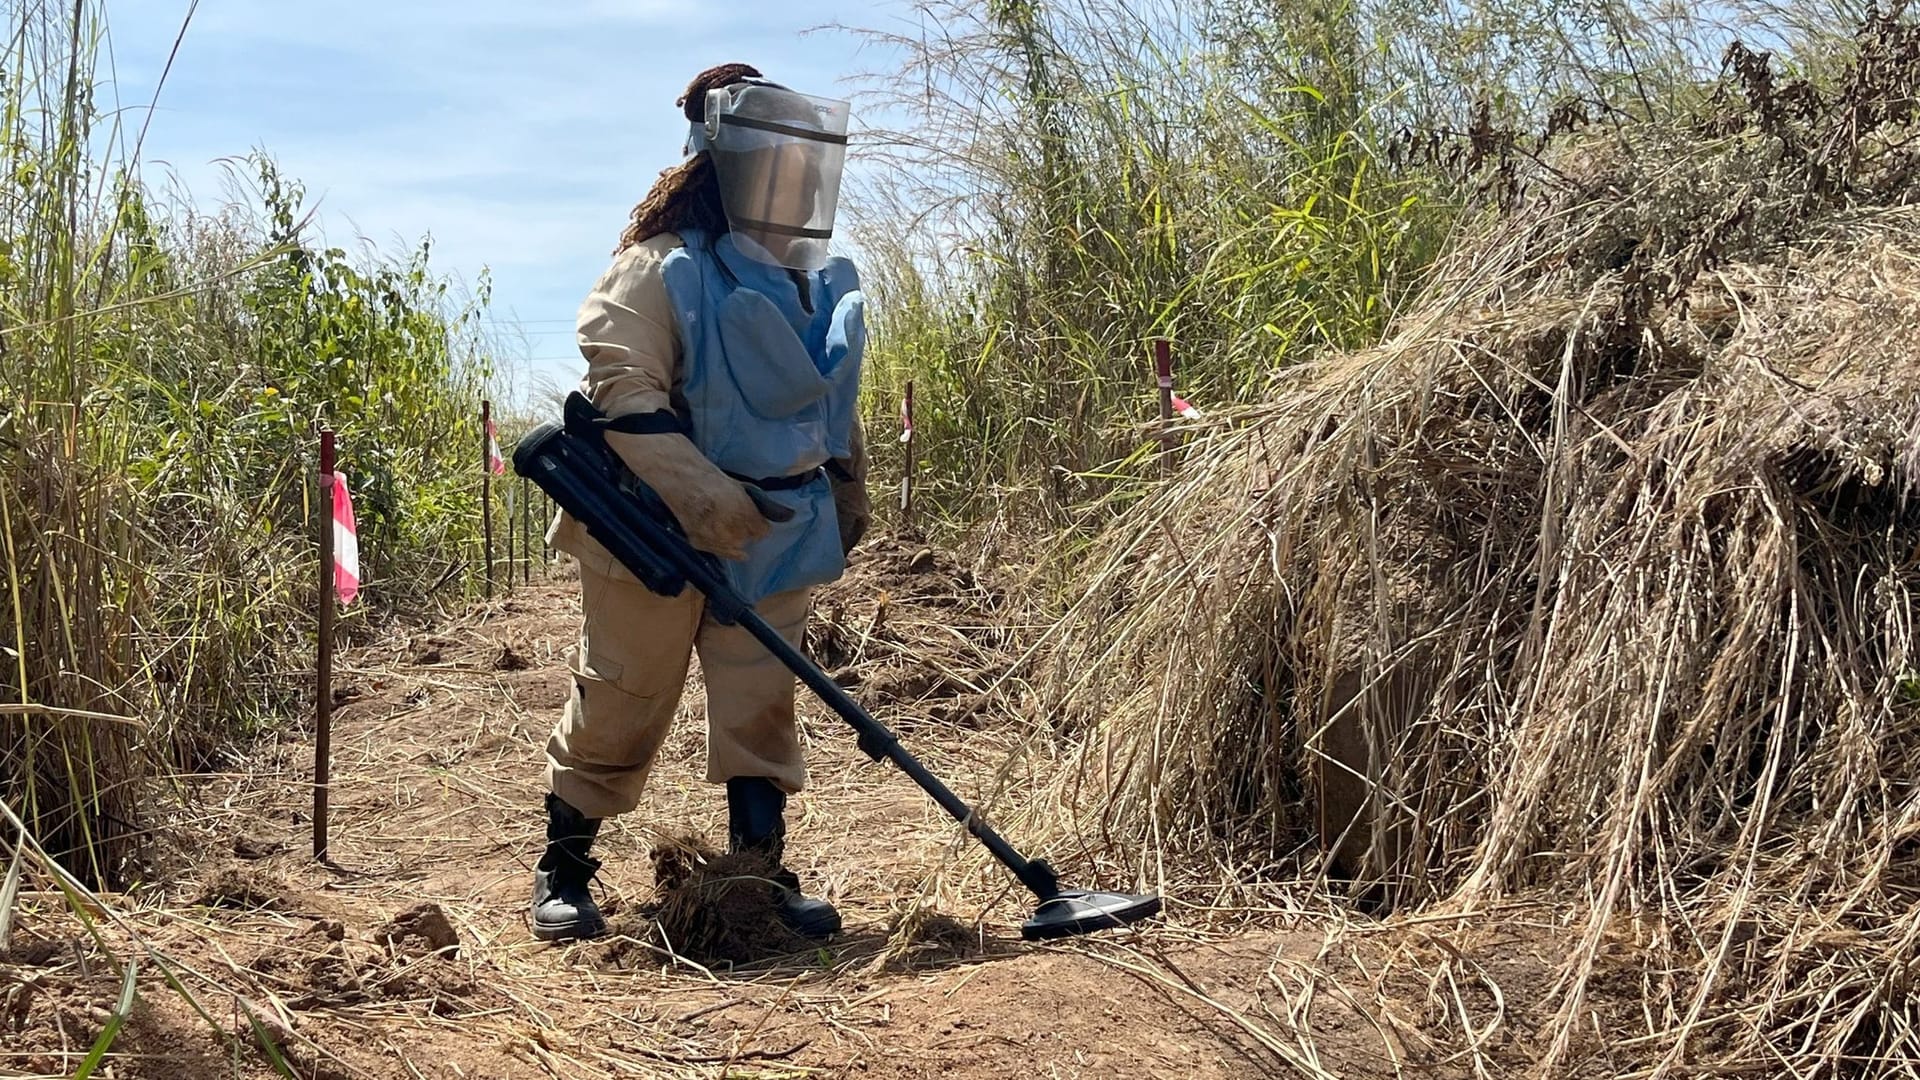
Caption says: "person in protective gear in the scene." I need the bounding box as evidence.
[529,62,870,944]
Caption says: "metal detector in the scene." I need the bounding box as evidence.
[514,393,1162,941]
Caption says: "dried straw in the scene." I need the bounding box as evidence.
[1035,17,1920,1077]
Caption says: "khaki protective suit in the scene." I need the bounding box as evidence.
[544,233,868,821]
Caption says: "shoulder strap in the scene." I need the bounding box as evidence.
[561,392,688,437]
[599,410,688,436]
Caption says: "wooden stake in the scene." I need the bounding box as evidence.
[521,475,532,585]
[899,380,916,529]
[504,481,516,593]
[314,429,335,861]
[481,399,495,598]
[1154,338,1175,445]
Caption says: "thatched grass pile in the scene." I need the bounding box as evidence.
[1037,17,1920,1076]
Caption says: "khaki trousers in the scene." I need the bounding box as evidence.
[545,561,811,820]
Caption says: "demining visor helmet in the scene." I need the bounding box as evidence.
[689,80,850,271]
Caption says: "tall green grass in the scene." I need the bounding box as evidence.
[0,1,503,885]
[847,0,1457,530]
[844,0,1846,534]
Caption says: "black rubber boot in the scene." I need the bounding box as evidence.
[530,792,607,942]
[725,777,842,939]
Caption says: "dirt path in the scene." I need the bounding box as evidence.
[3,543,1595,1079]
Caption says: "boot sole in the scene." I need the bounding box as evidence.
[532,914,608,942]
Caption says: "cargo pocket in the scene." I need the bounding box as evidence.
[576,567,701,701]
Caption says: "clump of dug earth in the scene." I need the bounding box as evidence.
[599,833,814,969]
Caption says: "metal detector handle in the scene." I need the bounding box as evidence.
[743,486,796,523]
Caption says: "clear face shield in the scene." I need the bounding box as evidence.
[690,83,850,271]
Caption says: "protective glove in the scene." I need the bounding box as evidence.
[604,430,769,561]
[829,417,871,555]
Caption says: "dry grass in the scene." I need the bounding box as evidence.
[1030,16,1920,1078]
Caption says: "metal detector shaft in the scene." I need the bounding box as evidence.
[514,395,1062,903]
[719,602,1061,901]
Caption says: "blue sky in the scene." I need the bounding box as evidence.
[103,0,910,406]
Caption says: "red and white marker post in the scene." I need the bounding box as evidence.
[313,429,360,859]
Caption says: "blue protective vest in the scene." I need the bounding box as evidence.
[659,229,866,605]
